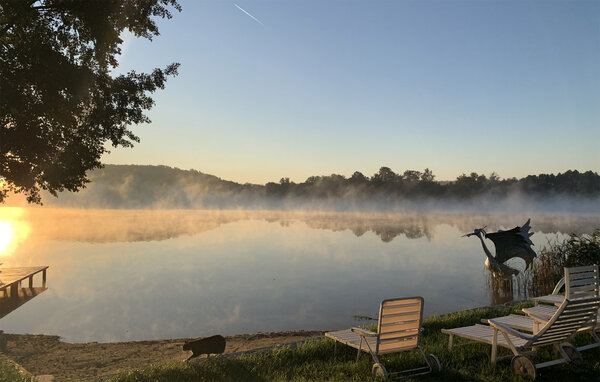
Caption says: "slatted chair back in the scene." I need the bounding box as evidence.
[565,265,600,300]
[529,296,600,348]
[376,297,423,354]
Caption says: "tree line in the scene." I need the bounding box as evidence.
[38,165,600,209]
[264,167,600,200]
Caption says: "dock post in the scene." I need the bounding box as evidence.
[10,283,18,298]
[29,275,33,289]
[42,269,47,287]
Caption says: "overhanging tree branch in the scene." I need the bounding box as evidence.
[0,0,181,204]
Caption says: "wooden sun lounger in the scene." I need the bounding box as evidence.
[326,297,440,380]
[442,265,600,380]
[486,265,600,336]
[526,264,600,327]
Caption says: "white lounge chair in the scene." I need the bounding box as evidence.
[325,297,440,380]
[524,265,600,333]
[482,265,600,337]
[442,266,600,379]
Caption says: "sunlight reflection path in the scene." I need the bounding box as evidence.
[0,208,31,257]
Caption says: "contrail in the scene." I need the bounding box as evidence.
[234,3,264,26]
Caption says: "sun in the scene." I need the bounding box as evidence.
[0,221,14,256]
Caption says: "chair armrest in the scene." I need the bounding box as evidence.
[351,327,378,337]
[488,319,534,341]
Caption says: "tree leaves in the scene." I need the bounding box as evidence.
[0,0,180,203]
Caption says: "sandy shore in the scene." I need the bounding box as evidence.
[3,331,324,381]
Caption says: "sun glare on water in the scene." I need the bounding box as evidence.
[0,208,31,257]
[0,221,14,255]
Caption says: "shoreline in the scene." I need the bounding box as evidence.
[2,303,528,381]
[2,330,324,381]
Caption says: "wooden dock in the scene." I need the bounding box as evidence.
[0,266,48,298]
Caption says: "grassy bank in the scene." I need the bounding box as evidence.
[0,353,31,382]
[109,302,600,381]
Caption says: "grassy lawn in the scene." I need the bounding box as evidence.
[0,353,31,382]
[108,302,600,381]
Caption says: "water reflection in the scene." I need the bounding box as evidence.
[0,208,31,257]
[0,207,596,343]
[0,286,47,319]
[0,221,13,255]
[5,208,600,244]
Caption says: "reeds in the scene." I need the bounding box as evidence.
[530,229,600,296]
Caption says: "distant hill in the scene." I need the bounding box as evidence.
[42,165,600,212]
[44,165,261,208]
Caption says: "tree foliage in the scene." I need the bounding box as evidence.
[0,0,180,203]
[37,164,600,209]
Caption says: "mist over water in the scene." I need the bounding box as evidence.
[0,207,598,342]
[17,165,598,214]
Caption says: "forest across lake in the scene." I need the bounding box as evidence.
[18,164,600,212]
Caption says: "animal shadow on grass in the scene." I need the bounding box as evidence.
[183,335,226,361]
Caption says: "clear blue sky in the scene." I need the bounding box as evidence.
[105,0,600,184]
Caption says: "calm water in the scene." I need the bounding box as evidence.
[0,208,598,343]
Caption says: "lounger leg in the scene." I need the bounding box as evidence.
[356,337,363,362]
[591,330,600,344]
[448,334,454,350]
[418,346,432,372]
[491,329,498,364]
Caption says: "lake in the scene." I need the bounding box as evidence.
[0,207,598,343]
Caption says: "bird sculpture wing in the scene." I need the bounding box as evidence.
[485,219,536,269]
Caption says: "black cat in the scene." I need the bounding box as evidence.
[183,335,226,361]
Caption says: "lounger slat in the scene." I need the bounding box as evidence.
[567,265,598,273]
[570,287,598,295]
[379,331,419,341]
[569,277,598,285]
[442,325,528,348]
[559,309,598,319]
[379,329,419,340]
[554,312,598,323]
[485,315,534,332]
[535,331,579,343]
[325,330,378,351]
[569,289,596,300]
[382,298,421,307]
[380,322,420,333]
[570,289,598,297]
[569,273,598,281]
[378,337,418,352]
[539,327,579,338]
[523,305,557,318]
[380,313,421,325]
[547,320,591,331]
[564,299,600,308]
[555,312,597,323]
[534,338,570,347]
[536,331,573,342]
[382,305,421,315]
[569,271,598,281]
[532,294,564,304]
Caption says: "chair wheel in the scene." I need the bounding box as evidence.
[372,362,389,380]
[511,355,536,379]
[426,353,441,373]
[560,343,583,366]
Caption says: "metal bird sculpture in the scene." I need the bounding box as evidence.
[464,219,536,277]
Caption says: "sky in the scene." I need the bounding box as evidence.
[105,0,600,184]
